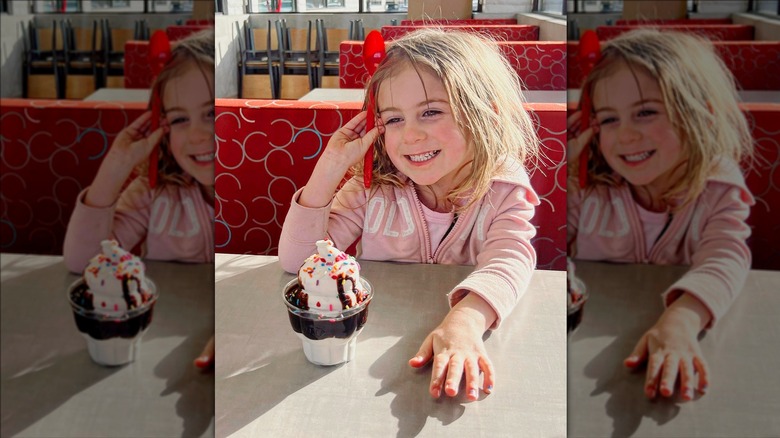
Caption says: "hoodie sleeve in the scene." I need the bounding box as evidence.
[63,177,152,273]
[448,182,540,329]
[662,183,754,327]
[277,177,366,274]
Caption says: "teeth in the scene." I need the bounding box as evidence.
[623,151,652,163]
[408,151,439,162]
[193,152,215,162]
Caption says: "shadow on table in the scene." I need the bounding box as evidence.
[153,326,215,438]
[0,350,123,437]
[580,327,682,438]
[215,348,340,437]
[368,325,483,437]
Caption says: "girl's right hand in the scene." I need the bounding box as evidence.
[318,111,384,174]
[84,111,167,208]
[567,110,598,171]
[298,111,384,209]
[106,111,168,169]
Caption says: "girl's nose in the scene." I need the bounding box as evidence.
[402,120,425,144]
[188,122,211,145]
[617,122,640,144]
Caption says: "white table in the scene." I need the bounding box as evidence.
[215,254,566,437]
[567,89,780,104]
[0,253,214,437]
[300,88,567,104]
[84,88,151,102]
[568,260,780,437]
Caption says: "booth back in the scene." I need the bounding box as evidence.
[215,99,567,270]
[596,24,754,41]
[1,99,146,255]
[381,25,539,42]
[341,41,566,91]
[567,41,780,91]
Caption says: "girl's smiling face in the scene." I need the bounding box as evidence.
[163,63,215,187]
[593,61,686,197]
[377,65,472,195]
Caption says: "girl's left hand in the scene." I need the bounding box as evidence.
[409,313,495,401]
[625,315,709,401]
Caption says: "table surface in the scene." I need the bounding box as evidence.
[0,253,215,438]
[300,88,567,103]
[83,88,151,102]
[567,89,780,104]
[568,260,780,438]
[214,254,566,438]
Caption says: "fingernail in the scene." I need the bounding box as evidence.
[700,384,708,394]
[685,388,693,400]
[433,387,441,398]
[486,384,493,393]
[468,389,477,399]
[194,356,210,368]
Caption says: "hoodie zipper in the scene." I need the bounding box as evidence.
[408,185,434,263]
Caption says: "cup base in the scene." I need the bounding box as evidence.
[297,333,360,366]
[83,333,145,366]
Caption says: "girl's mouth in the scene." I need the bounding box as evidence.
[621,150,654,165]
[406,150,440,164]
[191,152,215,165]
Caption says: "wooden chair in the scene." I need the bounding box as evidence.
[100,20,133,88]
[23,20,63,98]
[315,20,348,88]
[61,19,100,99]
[277,19,317,98]
[239,20,276,99]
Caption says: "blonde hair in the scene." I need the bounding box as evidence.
[580,29,752,208]
[141,29,215,187]
[358,28,539,213]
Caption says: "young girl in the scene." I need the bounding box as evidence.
[279,29,540,401]
[63,29,216,368]
[568,29,754,401]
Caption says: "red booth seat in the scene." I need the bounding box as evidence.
[340,41,566,90]
[400,19,518,25]
[381,25,539,42]
[215,99,567,270]
[124,40,152,89]
[567,41,780,91]
[597,24,754,41]
[1,99,146,255]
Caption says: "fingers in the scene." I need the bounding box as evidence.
[659,354,680,397]
[645,351,664,399]
[693,355,709,394]
[478,355,495,394]
[679,357,695,401]
[409,334,433,368]
[624,333,649,368]
[443,354,465,397]
[194,335,215,370]
[463,357,481,401]
[429,352,449,398]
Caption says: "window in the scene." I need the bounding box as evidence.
[567,0,623,13]
[89,0,144,12]
[151,0,193,12]
[33,0,82,13]
[754,0,779,15]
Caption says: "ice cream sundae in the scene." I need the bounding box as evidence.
[67,240,158,366]
[283,239,373,365]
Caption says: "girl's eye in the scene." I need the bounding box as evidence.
[598,117,617,126]
[422,109,442,117]
[637,109,657,118]
[170,116,187,125]
[384,117,401,125]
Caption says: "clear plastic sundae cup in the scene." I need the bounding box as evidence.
[67,277,158,366]
[283,277,373,366]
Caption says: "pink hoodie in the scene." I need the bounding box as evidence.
[568,159,754,326]
[63,177,215,273]
[278,160,540,329]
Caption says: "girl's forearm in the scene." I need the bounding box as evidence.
[298,155,352,208]
[447,292,498,333]
[659,291,712,335]
[84,155,136,208]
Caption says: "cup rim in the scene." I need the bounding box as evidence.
[67,277,158,321]
[282,277,373,321]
